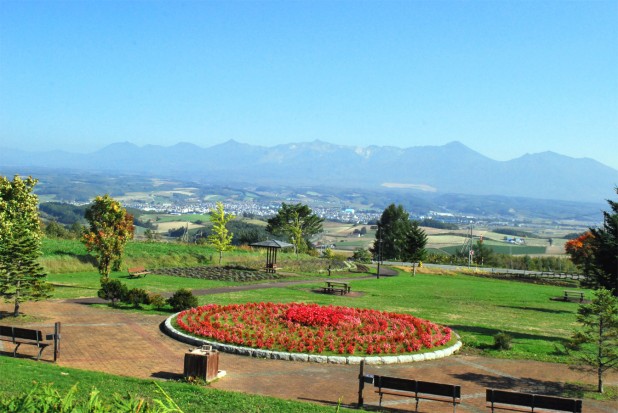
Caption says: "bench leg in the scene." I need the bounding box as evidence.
[379,392,383,407]
[415,397,420,412]
[12,342,21,357]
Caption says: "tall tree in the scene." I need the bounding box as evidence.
[565,188,618,295]
[471,239,495,266]
[266,203,324,254]
[568,288,618,393]
[82,195,134,278]
[373,204,412,261]
[589,188,618,295]
[0,175,52,316]
[207,202,235,264]
[402,220,428,263]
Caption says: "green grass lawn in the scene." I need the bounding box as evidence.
[190,272,583,363]
[39,238,586,363]
[0,357,352,413]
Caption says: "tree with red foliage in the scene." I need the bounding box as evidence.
[565,188,618,295]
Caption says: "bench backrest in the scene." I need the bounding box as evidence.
[128,267,146,272]
[0,326,43,342]
[486,389,582,412]
[375,376,461,399]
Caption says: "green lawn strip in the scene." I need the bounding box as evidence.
[46,271,238,299]
[0,357,351,412]
[194,273,581,363]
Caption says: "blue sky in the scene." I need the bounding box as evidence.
[1,1,617,169]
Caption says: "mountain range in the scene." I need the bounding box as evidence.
[1,140,616,203]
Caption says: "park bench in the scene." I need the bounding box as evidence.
[128,266,150,278]
[0,325,50,361]
[486,389,582,413]
[373,375,461,412]
[322,281,351,295]
[563,290,584,302]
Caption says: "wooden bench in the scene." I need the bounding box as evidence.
[563,290,584,302]
[322,281,351,295]
[374,375,461,412]
[486,389,582,412]
[0,325,50,361]
[128,266,150,278]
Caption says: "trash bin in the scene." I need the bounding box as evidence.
[183,345,219,381]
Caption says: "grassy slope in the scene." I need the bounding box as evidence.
[0,357,351,413]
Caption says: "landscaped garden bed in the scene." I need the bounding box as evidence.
[152,266,282,282]
[175,302,453,356]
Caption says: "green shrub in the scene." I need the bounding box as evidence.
[97,279,127,307]
[352,248,372,263]
[124,288,150,309]
[148,293,167,310]
[167,289,198,312]
[493,332,513,350]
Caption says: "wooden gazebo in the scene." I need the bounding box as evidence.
[250,240,294,273]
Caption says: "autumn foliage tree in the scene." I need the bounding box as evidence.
[565,188,618,295]
[82,195,134,278]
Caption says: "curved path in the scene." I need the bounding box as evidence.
[1,299,616,412]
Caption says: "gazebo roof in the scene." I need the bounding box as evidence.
[250,239,294,249]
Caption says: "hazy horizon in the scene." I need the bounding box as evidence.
[1,1,617,168]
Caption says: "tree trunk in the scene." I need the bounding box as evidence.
[218,250,223,264]
[13,280,20,316]
[598,365,603,393]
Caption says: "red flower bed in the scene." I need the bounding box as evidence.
[176,302,452,356]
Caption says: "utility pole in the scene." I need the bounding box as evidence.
[376,224,381,279]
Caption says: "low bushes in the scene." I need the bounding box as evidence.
[97,279,197,312]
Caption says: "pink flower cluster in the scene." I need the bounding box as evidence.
[176,302,452,356]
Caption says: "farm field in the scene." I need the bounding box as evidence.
[316,221,571,259]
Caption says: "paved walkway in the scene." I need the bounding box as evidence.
[1,300,616,412]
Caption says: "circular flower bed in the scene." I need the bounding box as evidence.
[176,302,452,356]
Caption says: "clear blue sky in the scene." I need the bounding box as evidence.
[1,1,617,169]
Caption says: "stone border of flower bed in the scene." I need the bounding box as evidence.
[163,313,462,365]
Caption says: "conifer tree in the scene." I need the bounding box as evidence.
[0,175,52,316]
[569,288,618,393]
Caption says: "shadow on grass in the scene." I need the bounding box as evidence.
[449,324,565,343]
[450,372,584,398]
[48,250,97,265]
[497,305,574,315]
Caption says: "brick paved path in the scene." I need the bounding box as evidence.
[1,300,616,412]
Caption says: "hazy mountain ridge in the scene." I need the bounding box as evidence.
[1,140,616,202]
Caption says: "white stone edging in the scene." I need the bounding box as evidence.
[163,312,462,365]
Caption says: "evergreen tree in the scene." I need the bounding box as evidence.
[266,203,324,254]
[0,175,52,316]
[373,204,412,261]
[402,221,428,263]
[589,188,618,295]
[565,188,618,295]
[207,201,235,264]
[568,288,618,393]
